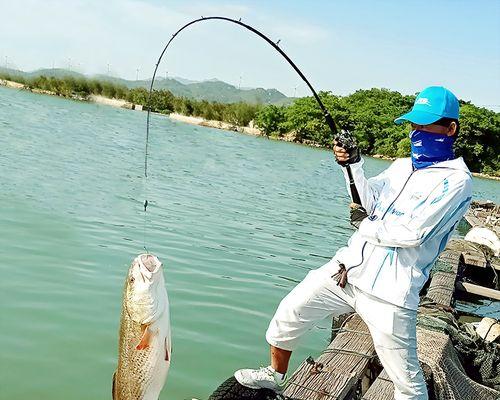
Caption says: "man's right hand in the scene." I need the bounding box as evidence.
[333,140,360,165]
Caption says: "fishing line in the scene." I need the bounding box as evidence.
[142,16,361,248]
[142,177,149,254]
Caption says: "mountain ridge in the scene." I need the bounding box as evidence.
[0,67,290,104]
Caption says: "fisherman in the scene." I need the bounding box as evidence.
[235,86,472,400]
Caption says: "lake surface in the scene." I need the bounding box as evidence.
[0,86,498,400]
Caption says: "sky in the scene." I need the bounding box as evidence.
[1,0,499,110]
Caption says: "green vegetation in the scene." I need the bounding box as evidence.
[254,104,287,137]
[126,87,260,126]
[1,72,498,176]
[258,89,499,175]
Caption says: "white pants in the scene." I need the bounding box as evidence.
[266,260,428,400]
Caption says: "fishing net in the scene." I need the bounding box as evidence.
[416,307,500,400]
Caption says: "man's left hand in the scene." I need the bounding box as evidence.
[350,204,368,229]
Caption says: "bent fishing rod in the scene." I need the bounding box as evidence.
[144,16,361,207]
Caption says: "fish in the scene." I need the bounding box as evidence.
[113,254,171,400]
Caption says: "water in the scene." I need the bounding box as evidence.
[0,86,498,400]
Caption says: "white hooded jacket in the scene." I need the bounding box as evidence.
[336,157,472,310]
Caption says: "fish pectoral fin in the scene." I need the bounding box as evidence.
[136,324,154,350]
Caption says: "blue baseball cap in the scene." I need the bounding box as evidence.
[394,86,459,125]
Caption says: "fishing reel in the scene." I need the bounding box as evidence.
[334,129,360,166]
[331,127,363,207]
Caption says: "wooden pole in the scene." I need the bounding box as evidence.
[456,281,500,301]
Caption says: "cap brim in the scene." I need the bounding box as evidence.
[394,110,442,125]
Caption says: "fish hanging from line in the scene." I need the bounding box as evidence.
[113,254,171,400]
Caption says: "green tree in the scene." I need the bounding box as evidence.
[455,104,500,175]
[282,96,325,143]
[223,102,260,127]
[127,87,148,105]
[396,137,411,158]
[254,105,286,136]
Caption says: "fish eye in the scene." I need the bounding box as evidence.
[129,276,135,283]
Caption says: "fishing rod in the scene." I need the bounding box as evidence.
[144,16,362,209]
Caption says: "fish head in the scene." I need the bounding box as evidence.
[125,254,167,325]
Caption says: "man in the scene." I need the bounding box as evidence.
[234,86,472,400]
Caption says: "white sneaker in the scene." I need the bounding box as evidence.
[234,365,286,391]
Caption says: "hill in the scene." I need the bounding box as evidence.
[0,67,86,80]
[0,67,289,104]
[94,75,288,104]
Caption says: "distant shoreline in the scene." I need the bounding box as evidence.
[0,77,132,106]
[1,79,498,181]
[167,112,262,136]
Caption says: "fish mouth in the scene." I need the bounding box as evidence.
[137,254,162,275]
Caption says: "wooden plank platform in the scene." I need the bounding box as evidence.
[283,314,375,399]
[361,370,392,400]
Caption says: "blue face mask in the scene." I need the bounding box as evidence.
[410,129,455,170]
